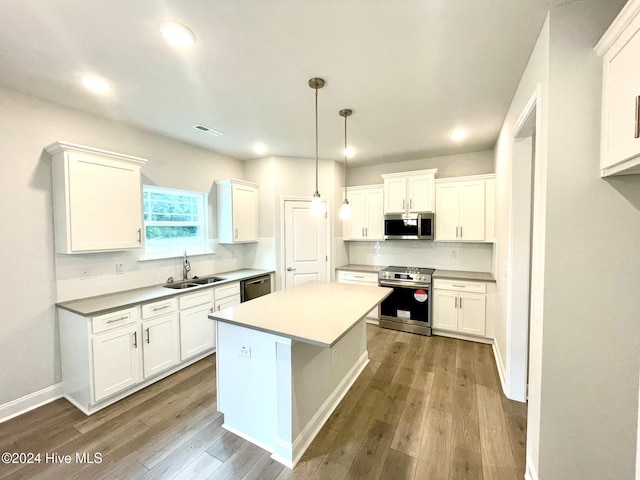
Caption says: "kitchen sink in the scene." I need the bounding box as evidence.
[163,282,200,289]
[191,276,224,285]
[162,276,225,289]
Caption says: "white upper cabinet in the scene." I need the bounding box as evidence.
[435,174,495,242]
[596,0,640,176]
[381,169,437,214]
[46,141,147,254]
[216,179,259,243]
[343,185,384,241]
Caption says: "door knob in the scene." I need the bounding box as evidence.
[287,267,297,271]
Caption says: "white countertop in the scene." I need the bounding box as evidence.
[335,264,388,273]
[57,268,274,316]
[210,280,392,348]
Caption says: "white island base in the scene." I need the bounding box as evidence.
[217,318,367,467]
[211,280,391,468]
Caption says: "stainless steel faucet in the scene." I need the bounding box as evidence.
[183,250,191,280]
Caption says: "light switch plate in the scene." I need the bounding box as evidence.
[239,346,251,358]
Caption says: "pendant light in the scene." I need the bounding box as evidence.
[309,77,325,216]
[339,108,353,220]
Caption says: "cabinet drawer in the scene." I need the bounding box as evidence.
[214,282,240,300]
[337,271,378,284]
[141,298,177,320]
[433,279,487,294]
[179,289,213,310]
[92,307,139,334]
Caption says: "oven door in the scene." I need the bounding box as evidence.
[379,282,431,326]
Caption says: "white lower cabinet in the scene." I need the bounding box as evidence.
[433,279,487,337]
[92,323,141,402]
[142,313,180,378]
[336,270,380,322]
[179,289,215,361]
[59,286,226,415]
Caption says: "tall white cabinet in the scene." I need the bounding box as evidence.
[435,174,495,242]
[216,179,259,243]
[595,0,640,176]
[343,185,384,241]
[381,169,437,214]
[45,141,147,254]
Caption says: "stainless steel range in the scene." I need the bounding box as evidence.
[378,266,435,336]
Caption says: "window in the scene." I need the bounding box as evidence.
[143,185,208,258]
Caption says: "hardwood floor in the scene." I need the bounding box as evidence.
[0,325,526,480]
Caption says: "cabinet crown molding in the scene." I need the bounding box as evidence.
[595,0,640,56]
[214,178,260,188]
[44,141,148,166]
[434,173,496,184]
[380,168,438,179]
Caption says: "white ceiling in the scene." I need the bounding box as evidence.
[0,0,568,166]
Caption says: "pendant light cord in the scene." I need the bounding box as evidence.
[344,113,348,199]
[315,87,319,195]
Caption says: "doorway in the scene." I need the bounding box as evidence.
[508,95,538,402]
[282,199,329,289]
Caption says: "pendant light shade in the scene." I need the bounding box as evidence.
[309,78,325,217]
[339,108,353,220]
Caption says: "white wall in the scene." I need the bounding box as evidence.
[539,1,638,479]
[0,86,245,406]
[348,149,494,185]
[495,1,639,478]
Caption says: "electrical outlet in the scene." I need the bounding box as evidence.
[451,248,458,260]
[231,250,236,259]
[116,263,124,275]
[332,348,338,365]
[80,267,91,280]
[215,252,223,261]
[239,346,251,358]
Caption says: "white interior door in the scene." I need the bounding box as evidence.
[284,200,328,288]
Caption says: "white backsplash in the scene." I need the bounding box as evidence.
[55,241,248,302]
[347,240,493,272]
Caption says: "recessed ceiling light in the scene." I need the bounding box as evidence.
[159,21,195,47]
[81,75,112,95]
[345,147,356,158]
[450,128,468,141]
[253,143,267,155]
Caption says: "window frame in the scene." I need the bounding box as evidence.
[142,185,209,259]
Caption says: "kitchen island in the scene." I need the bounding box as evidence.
[209,280,391,468]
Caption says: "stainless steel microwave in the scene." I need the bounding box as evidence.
[384,212,434,240]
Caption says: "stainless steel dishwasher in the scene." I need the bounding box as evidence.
[241,274,272,302]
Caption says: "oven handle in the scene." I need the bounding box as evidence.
[379,281,431,289]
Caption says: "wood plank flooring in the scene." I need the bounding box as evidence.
[0,325,526,480]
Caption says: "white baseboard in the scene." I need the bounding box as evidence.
[0,383,63,424]
[432,329,493,344]
[492,341,508,397]
[275,351,369,468]
[222,423,275,454]
[525,453,539,480]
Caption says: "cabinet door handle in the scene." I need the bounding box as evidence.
[133,331,138,349]
[455,297,457,309]
[210,307,214,313]
[460,226,463,238]
[456,226,459,238]
[635,95,640,138]
[217,305,221,311]
[145,327,150,344]
[106,315,128,324]
[152,305,170,312]
[459,297,463,309]
[365,227,368,237]
[137,228,142,243]
[234,228,238,240]
[362,227,365,237]
[452,284,466,288]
